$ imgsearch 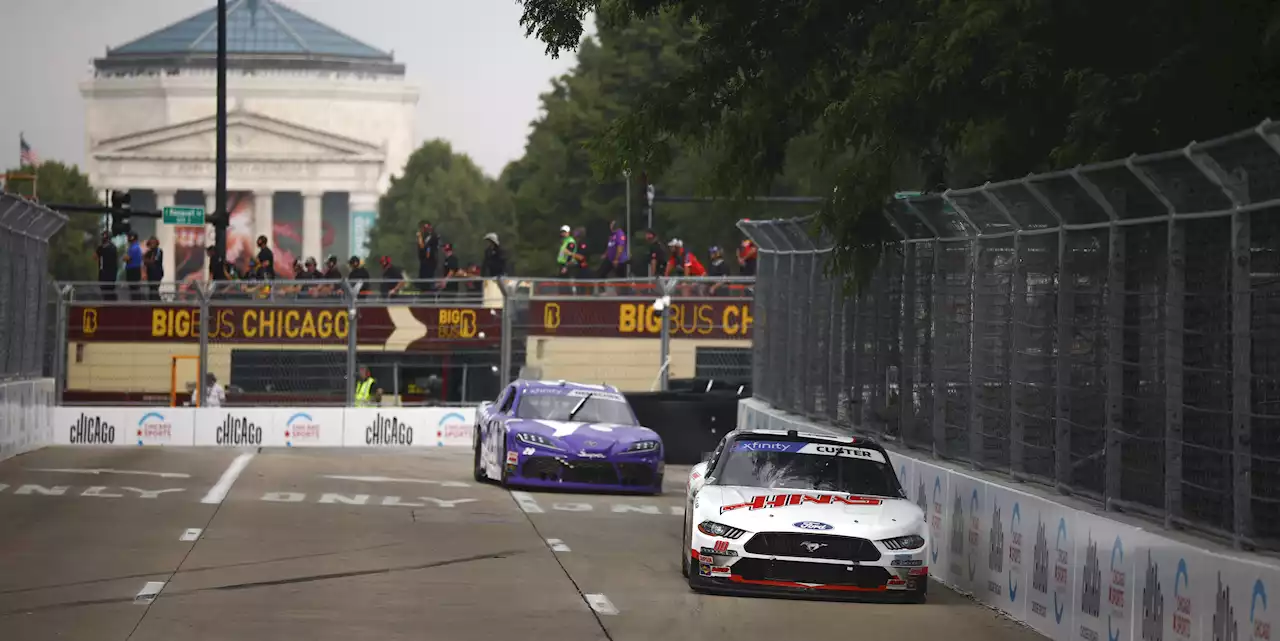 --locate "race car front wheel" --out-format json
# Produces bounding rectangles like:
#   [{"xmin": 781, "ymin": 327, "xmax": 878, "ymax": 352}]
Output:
[{"xmin": 906, "ymin": 578, "xmax": 928, "ymax": 603}]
